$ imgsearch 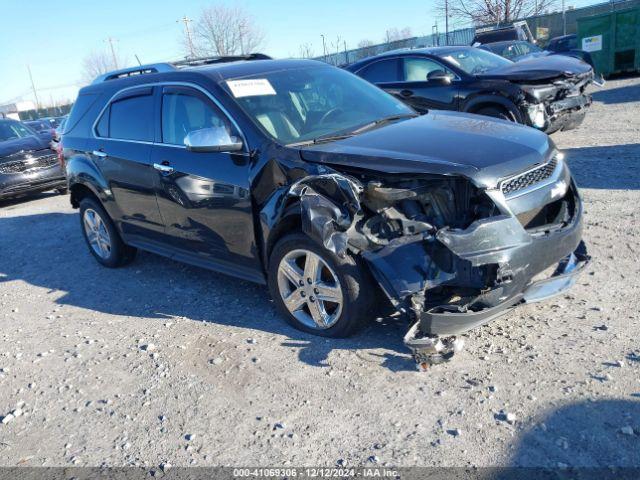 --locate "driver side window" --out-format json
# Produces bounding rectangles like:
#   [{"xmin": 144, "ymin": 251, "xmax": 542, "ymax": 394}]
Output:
[
  {"xmin": 161, "ymin": 88, "xmax": 232, "ymax": 146},
  {"xmin": 402, "ymin": 57, "xmax": 451, "ymax": 81}
]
